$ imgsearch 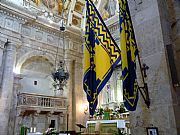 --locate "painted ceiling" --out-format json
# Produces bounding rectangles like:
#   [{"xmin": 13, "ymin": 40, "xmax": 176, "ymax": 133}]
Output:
[{"xmin": 3, "ymin": 0, "xmax": 118, "ymax": 30}]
